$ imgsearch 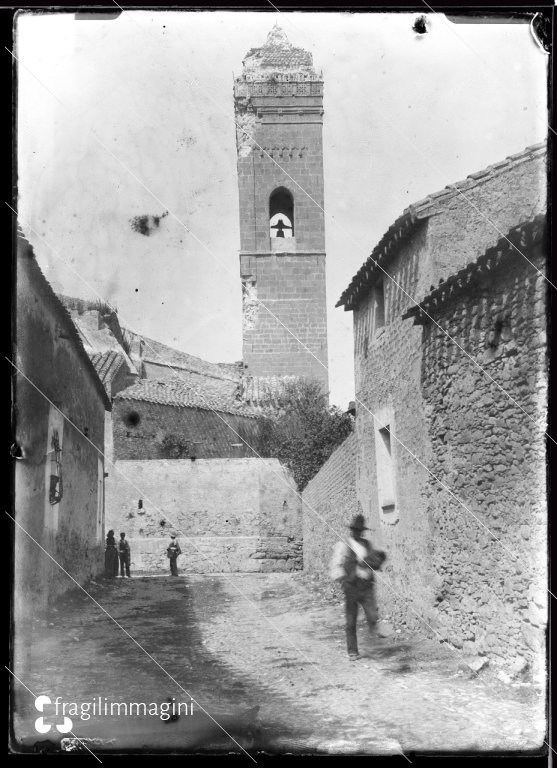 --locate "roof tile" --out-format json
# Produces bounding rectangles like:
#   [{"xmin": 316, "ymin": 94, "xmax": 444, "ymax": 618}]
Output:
[
  {"xmin": 402, "ymin": 214, "xmax": 546, "ymax": 323},
  {"xmin": 115, "ymin": 380, "xmax": 260, "ymax": 419}
]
